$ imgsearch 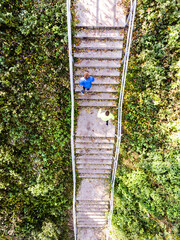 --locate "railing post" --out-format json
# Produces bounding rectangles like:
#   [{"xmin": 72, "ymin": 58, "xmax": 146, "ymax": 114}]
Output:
[{"xmin": 66, "ymin": 1, "xmax": 77, "ymax": 239}]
